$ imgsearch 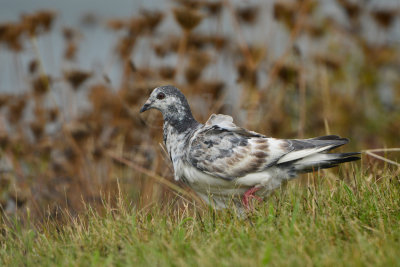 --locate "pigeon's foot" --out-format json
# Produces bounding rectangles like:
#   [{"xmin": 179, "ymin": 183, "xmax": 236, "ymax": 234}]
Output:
[{"xmin": 242, "ymin": 187, "xmax": 262, "ymax": 209}]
